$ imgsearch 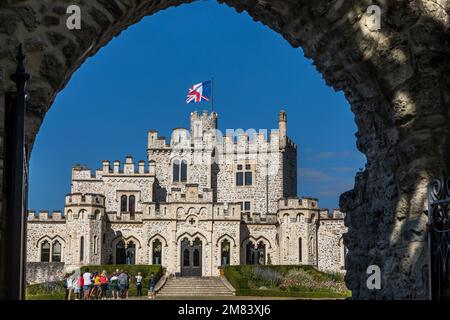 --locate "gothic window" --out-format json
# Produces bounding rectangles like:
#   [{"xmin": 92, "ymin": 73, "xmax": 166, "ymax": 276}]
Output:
[
  {"xmin": 173, "ymin": 160, "xmax": 180, "ymax": 182},
  {"xmin": 116, "ymin": 241, "xmax": 126, "ymax": 264},
  {"xmin": 126, "ymin": 241, "xmax": 136, "ymax": 265},
  {"xmin": 80, "ymin": 236, "xmax": 84, "ymax": 262},
  {"xmin": 93, "ymin": 236, "xmax": 98, "ymax": 254},
  {"xmin": 40, "ymin": 241, "xmax": 50, "ymax": 262},
  {"xmin": 339, "ymin": 238, "xmax": 346, "ymax": 269},
  {"xmin": 236, "ymin": 163, "xmax": 252, "ymax": 186},
  {"xmin": 181, "ymin": 160, "xmax": 187, "ymax": 182},
  {"xmin": 221, "ymin": 240, "xmax": 231, "ymax": 266},
  {"xmin": 52, "ymin": 241, "xmax": 62, "ymax": 262},
  {"xmin": 120, "ymin": 195, "xmax": 127, "ymax": 212},
  {"xmin": 129, "ymin": 195, "xmax": 135, "ymax": 219},
  {"xmin": 246, "ymin": 241, "xmax": 255, "ymax": 265},
  {"xmin": 299, "ymin": 237, "xmax": 303, "ymax": 263},
  {"xmin": 152, "ymin": 239, "xmax": 162, "ymax": 265},
  {"xmin": 257, "ymin": 242, "xmax": 266, "ymax": 265},
  {"xmin": 94, "ymin": 209, "xmax": 100, "ymax": 220},
  {"xmin": 173, "ymin": 159, "xmax": 187, "ymax": 183}
]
